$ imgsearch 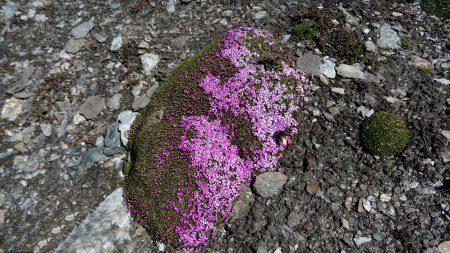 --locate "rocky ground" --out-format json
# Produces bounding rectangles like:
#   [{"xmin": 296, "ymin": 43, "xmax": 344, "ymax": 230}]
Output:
[{"xmin": 0, "ymin": 0, "xmax": 449, "ymax": 252}]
